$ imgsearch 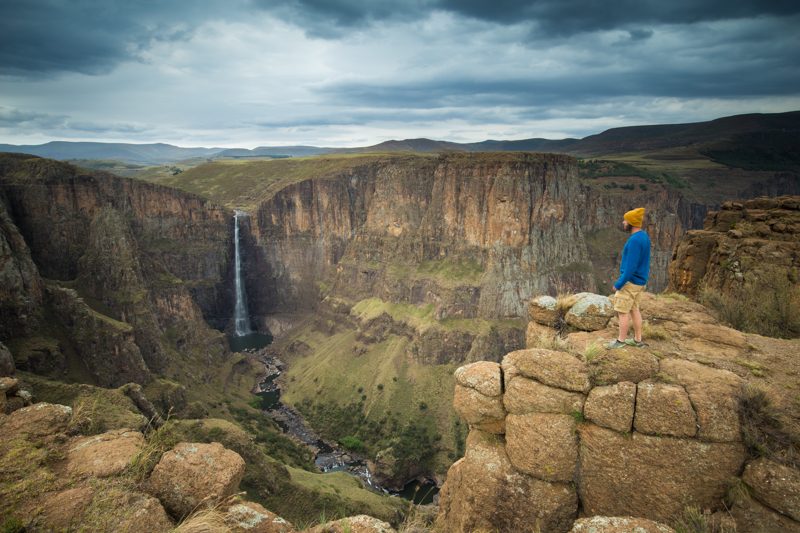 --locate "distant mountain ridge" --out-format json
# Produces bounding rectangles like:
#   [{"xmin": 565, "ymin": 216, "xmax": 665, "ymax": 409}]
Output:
[{"xmin": 1, "ymin": 110, "xmax": 797, "ymax": 164}]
